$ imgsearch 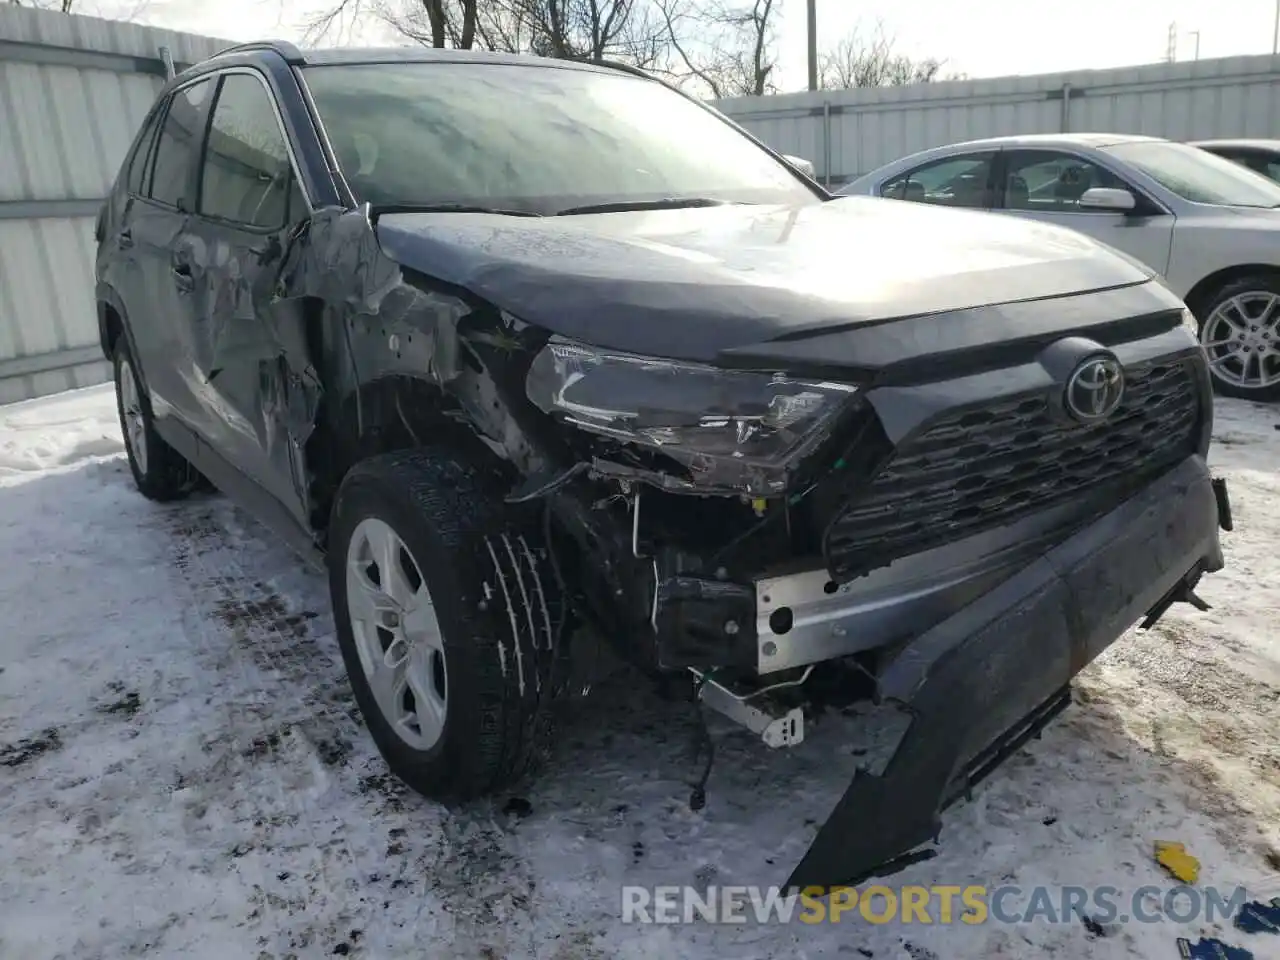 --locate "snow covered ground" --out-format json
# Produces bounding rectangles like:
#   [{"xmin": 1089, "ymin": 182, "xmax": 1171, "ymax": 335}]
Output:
[{"xmin": 0, "ymin": 383, "xmax": 1278, "ymax": 960}]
